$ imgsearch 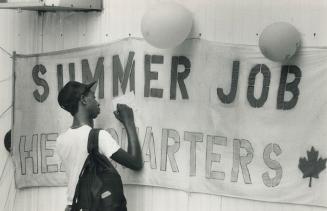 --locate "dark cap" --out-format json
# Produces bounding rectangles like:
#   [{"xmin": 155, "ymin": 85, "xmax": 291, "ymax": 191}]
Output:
[{"xmin": 58, "ymin": 81, "xmax": 96, "ymax": 114}]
